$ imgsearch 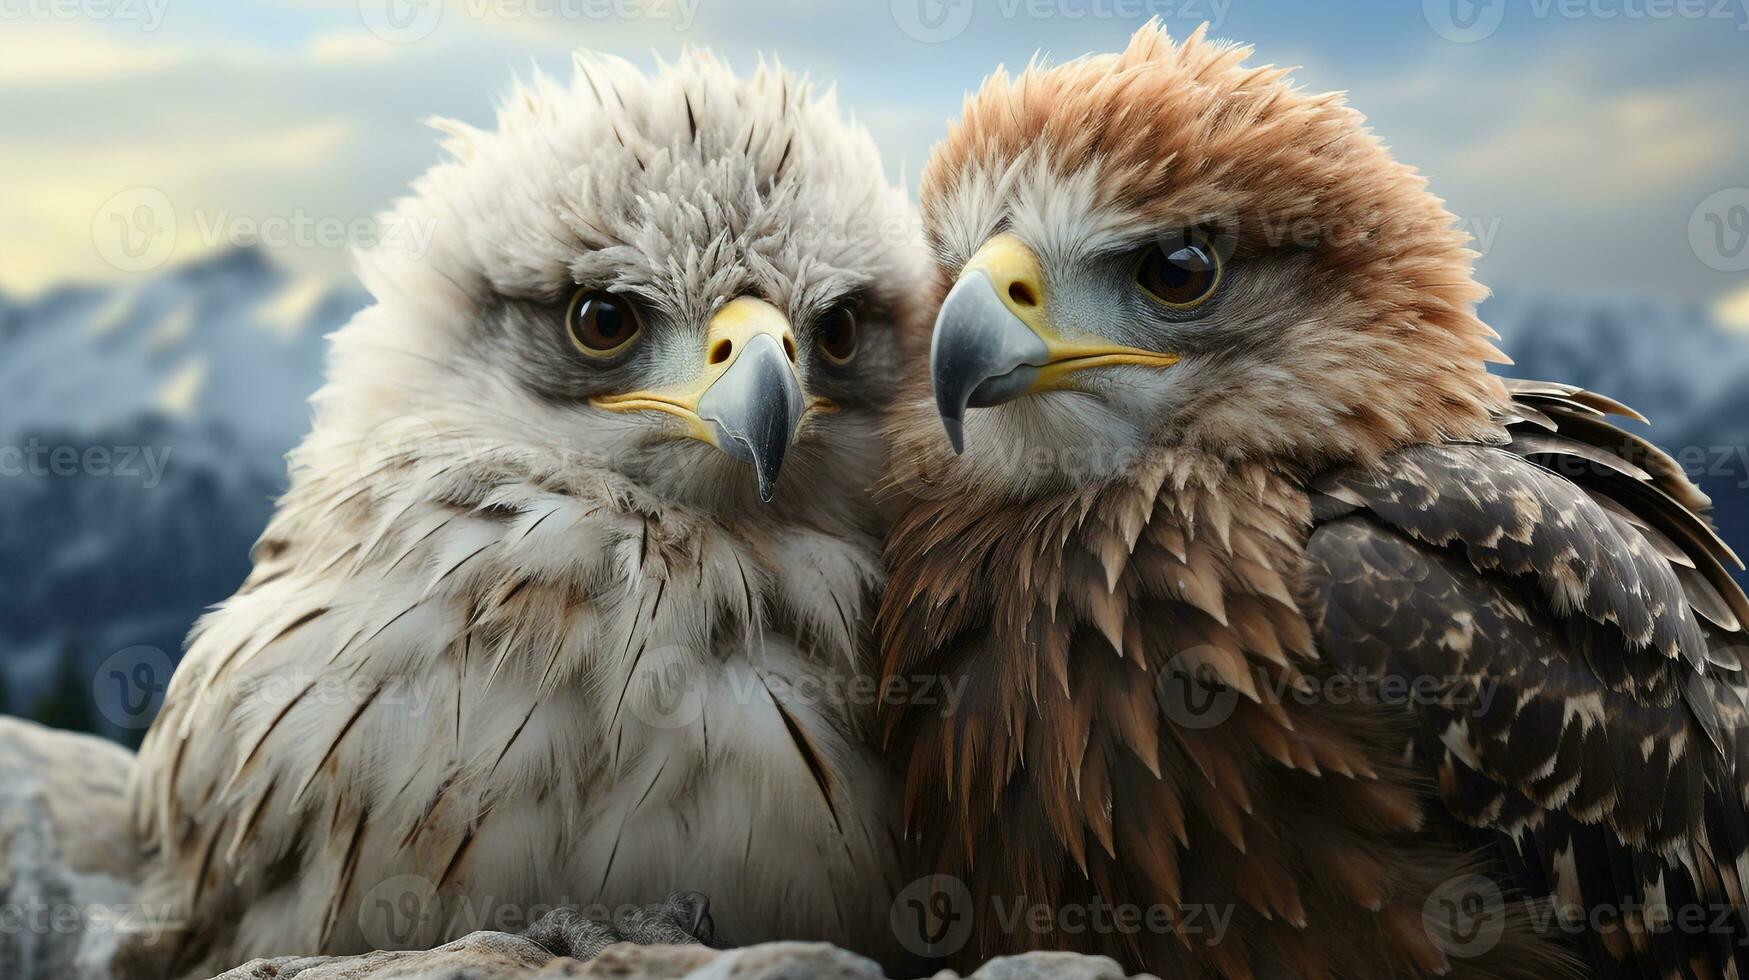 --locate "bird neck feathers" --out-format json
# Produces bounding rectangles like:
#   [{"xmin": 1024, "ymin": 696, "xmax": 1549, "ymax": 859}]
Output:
[{"xmin": 258, "ymin": 436, "xmax": 882, "ymax": 682}]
